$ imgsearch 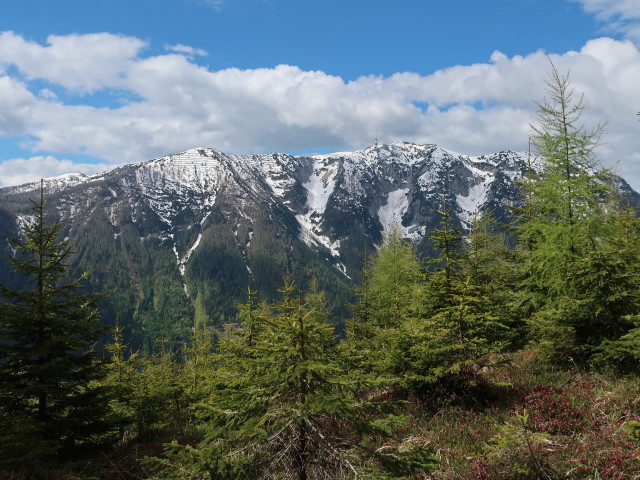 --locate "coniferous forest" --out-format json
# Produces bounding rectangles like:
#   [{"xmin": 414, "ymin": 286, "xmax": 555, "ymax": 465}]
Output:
[{"xmin": 1, "ymin": 67, "xmax": 640, "ymax": 479}]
